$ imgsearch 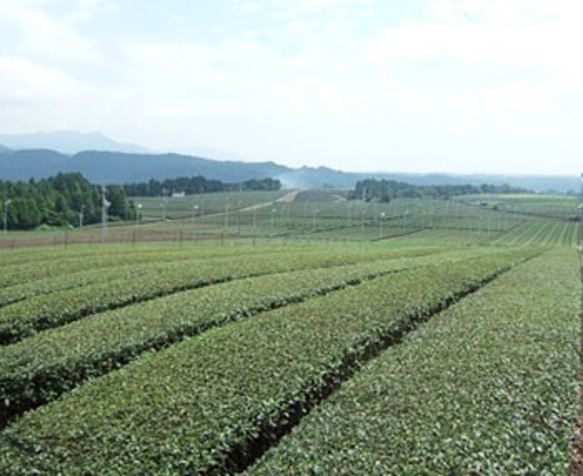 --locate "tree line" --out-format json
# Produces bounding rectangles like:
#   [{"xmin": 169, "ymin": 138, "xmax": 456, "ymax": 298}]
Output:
[
  {"xmin": 0, "ymin": 173, "xmax": 282, "ymax": 230},
  {"xmin": 0, "ymin": 173, "xmax": 131, "ymax": 230},
  {"xmin": 123, "ymin": 177, "xmax": 281, "ymax": 197},
  {"xmin": 349, "ymin": 179, "xmax": 532, "ymax": 202}
]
